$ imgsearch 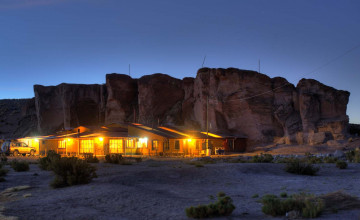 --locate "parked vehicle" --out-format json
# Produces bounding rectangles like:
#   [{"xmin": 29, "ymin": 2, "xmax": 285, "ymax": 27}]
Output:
[{"xmin": 1, "ymin": 141, "xmax": 36, "ymax": 156}]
